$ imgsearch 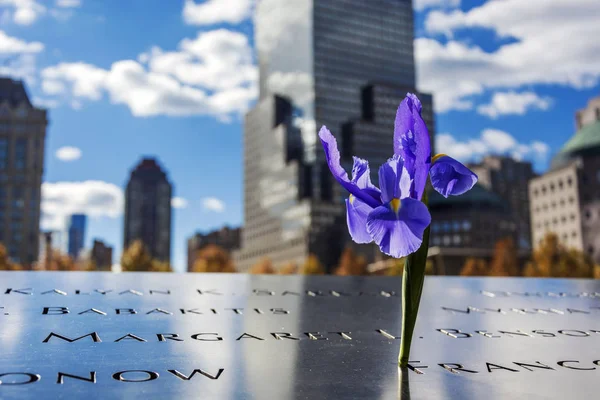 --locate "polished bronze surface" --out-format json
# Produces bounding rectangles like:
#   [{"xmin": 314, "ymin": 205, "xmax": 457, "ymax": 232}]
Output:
[{"xmin": 1, "ymin": 272, "xmax": 600, "ymax": 399}]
